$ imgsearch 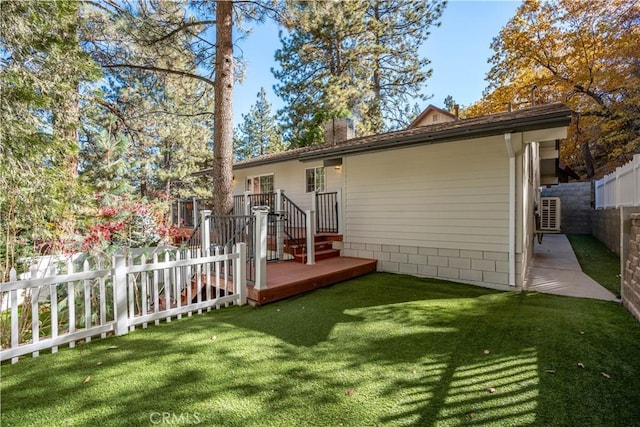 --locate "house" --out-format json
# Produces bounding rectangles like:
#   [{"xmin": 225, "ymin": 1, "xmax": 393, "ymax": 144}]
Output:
[
  {"xmin": 407, "ymin": 104, "xmax": 457, "ymax": 128},
  {"xmin": 199, "ymin": 103, "xmax": 572, "ymax": 291}
]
